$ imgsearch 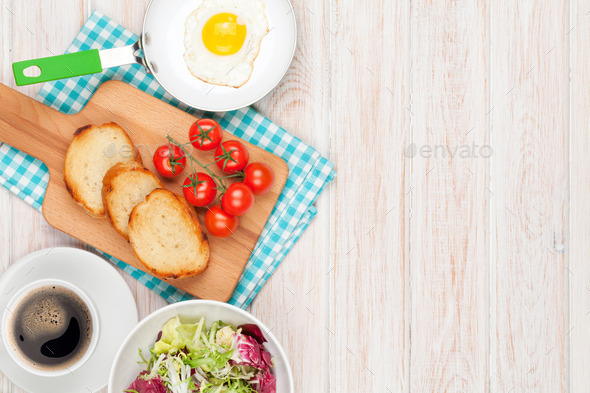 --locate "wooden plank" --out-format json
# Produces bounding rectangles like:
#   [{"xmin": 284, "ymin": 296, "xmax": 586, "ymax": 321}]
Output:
[
  {"xmin": 0, "ymin": 16, "xmax": 13, "ymax": 393},
  {"xmin": 85, "ymin": 0, "xmax": 168, "ymax": 328},
  {"xmin": 569, "ymin": 1, "xmax": 590, "ymax": 391},
  {"xmin": 84, "ymin": 5, "xmax": 168, "ymax": 393},
  {"xmin": 0, "ymin": 0, "xmax": 12, "ymax": 275},
  {"xmin": 91, "ymin": 0, "xmax": 148, "ymax": 33},
  {"xmin": 3, "ymin": 0, "xmax": 87, "ymax": 262},
  {"xmin": 0, "ymin": 2, "xmax": 87, "ymax": 392},
  {"xmin": 489, "ymin": 1, "xmax": 567, "ymax": 392},
  {"xmin": 409, "ymin": 1, "xmax": 488, "ymax": 391},
  {"xmin": 0, "ymin": 2, "xmax": 166, "ymax": 392},
  {"xmin": 249, "ymin": 0, "xmax": 331, "ymax": 392},
  {"xmin": 329, "ymin": 0, "xmax": 408, "ymax": 392},
  {"xmin": 0, "ymin": 81, "xmax": 289, "ymax": 301},
  {"xmin": 3, "ymin": 1, "xmax": 582, "ymax": 393}
]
